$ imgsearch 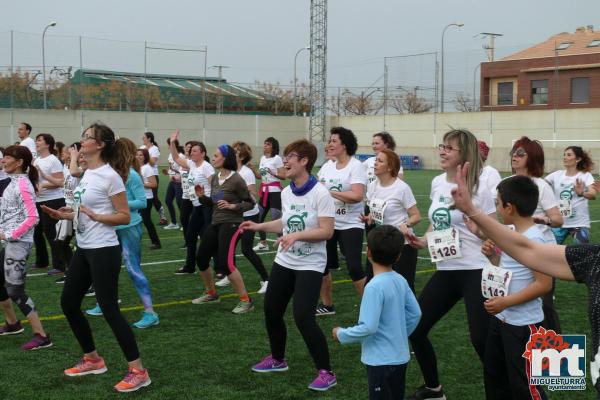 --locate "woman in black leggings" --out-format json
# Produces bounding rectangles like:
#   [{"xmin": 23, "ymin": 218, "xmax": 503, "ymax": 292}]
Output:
[
  {"xmin": 137, "ymin": 148, "xmax": 161, "ymax": 250},
  {"xmin": 405, "ymin": 129, "xmax": 496, "ymax": 400},
  {"xmin": 241, "ymin": 139, "xmax": 337, "ymax": 392},
  {"xmin": 42, "ymin": 123, "xmax": 150, "ymax": 393},
  {"xmin": 141, "ymin": 131, "xmax": 166, "ymax": 225},
  {"xmin": 222, "ymin": 141, "xmax": 269, "ymax": 293}
]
